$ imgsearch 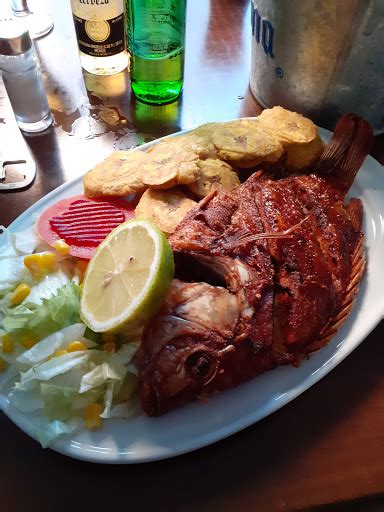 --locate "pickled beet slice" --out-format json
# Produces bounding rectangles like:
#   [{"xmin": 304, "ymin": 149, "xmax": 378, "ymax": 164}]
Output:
[
  {"xmin": 49, "ymin": 200, "xmax": 126, "ymax": 247},
  {"xmin": 37, "ymin": 194, "xmax": 134, "ymax": 259}
]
